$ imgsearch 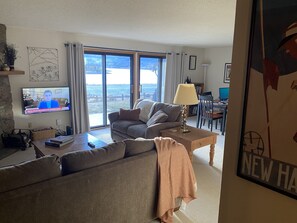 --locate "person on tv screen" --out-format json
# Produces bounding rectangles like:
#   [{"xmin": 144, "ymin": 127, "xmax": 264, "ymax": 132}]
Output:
[{"xmin": 38, "ymin": 90, "xmax": 59, "ymax": 109}]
